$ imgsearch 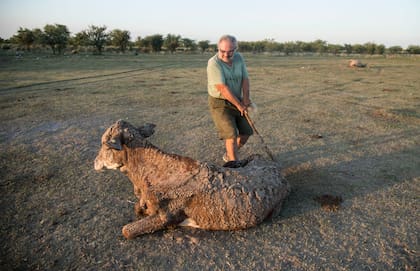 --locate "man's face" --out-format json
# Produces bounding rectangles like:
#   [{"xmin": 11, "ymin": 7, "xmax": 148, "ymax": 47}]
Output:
[{"xmin": 218, "ymin": 40, "xmax": 236, "ymax": 63}]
